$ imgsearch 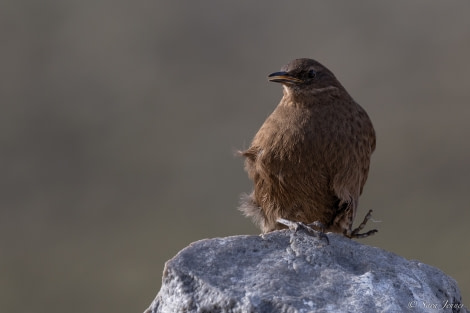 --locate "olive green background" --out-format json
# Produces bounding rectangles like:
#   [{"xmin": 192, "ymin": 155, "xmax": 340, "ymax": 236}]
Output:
[{"xmin": 1, "ymin": 1, "xmax": 469, "ymax": 312}]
